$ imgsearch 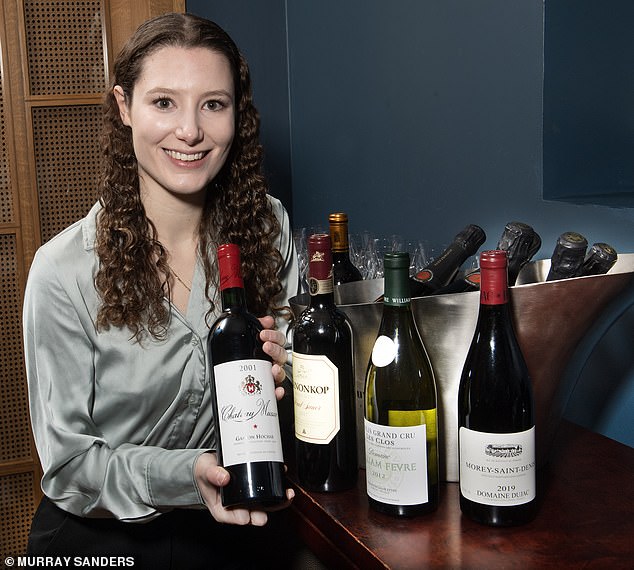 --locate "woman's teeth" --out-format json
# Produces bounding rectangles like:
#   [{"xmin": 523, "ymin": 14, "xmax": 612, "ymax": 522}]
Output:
[{"xmin": 165, "ymin": 150, "xmax": 205, "ymax": 162}]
